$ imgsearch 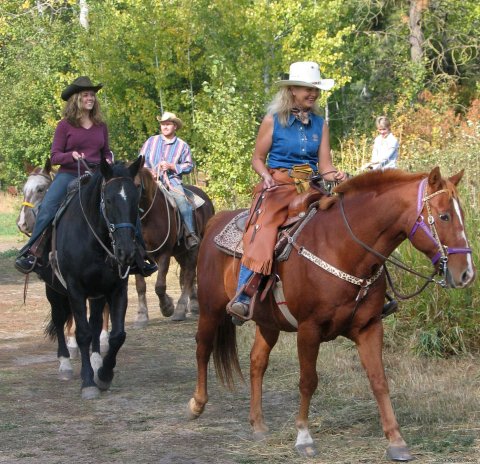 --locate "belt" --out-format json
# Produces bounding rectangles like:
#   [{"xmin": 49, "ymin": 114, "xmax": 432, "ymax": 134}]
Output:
[{"xmin": 274, "ymin": 167, "xmax": 316, "ymax": 180}]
